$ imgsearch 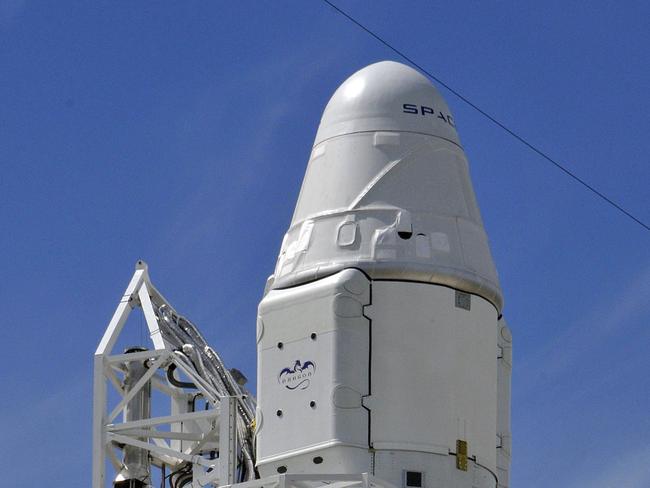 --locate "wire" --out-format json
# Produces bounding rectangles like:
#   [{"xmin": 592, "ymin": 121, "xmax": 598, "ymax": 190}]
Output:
[{"xmin": 320, "ymin": 0, "xmax": 649, "ymax": 232}]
